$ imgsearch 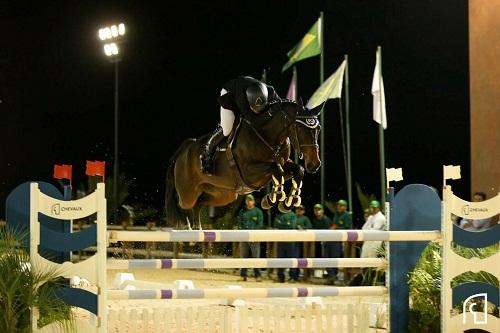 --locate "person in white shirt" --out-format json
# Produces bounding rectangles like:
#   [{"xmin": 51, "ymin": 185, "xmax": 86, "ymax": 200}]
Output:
[{"xmin": 361, "ymin": 200, "xmax": 386, "ymax": 258}]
